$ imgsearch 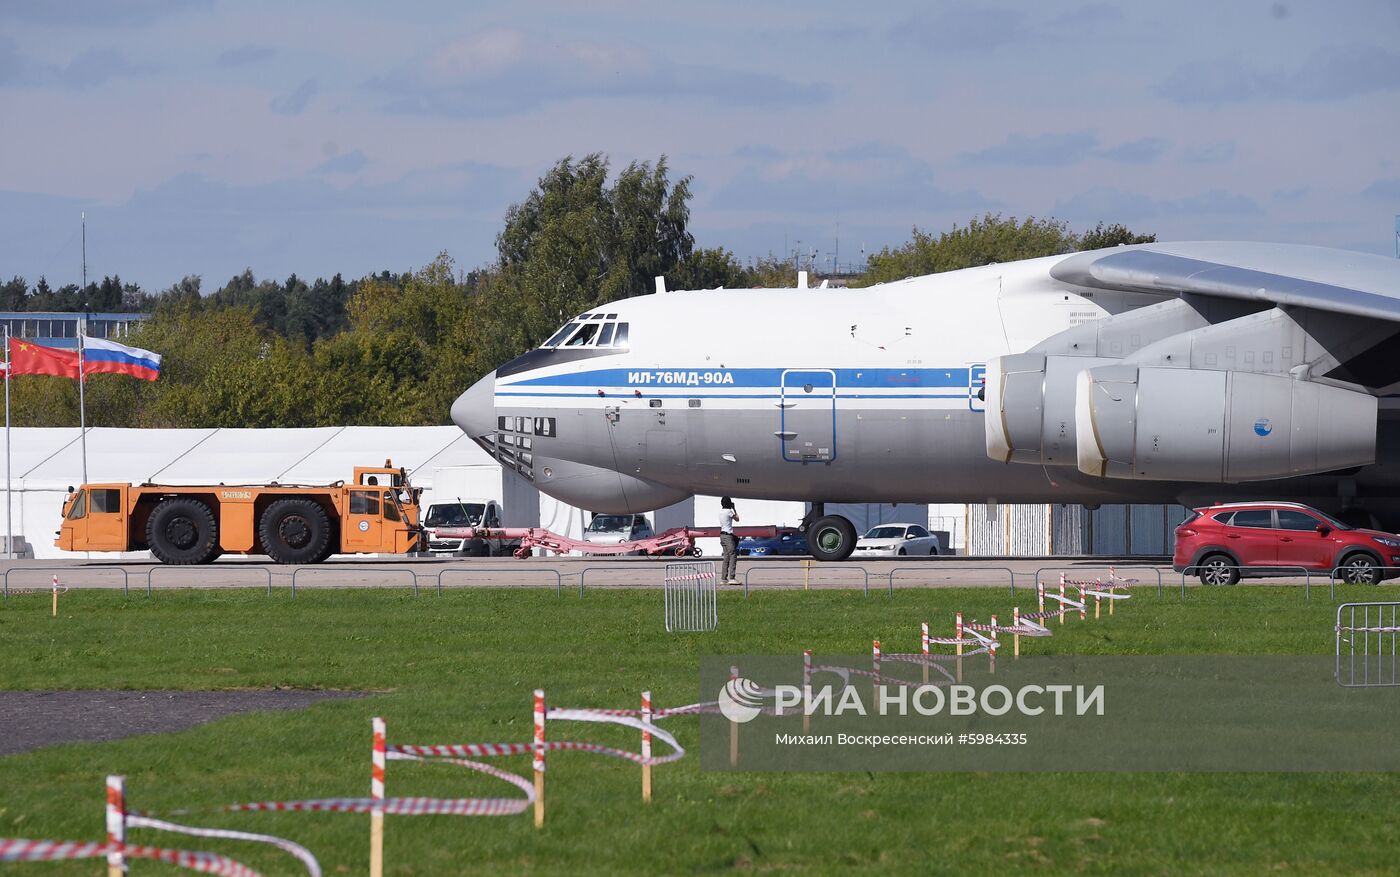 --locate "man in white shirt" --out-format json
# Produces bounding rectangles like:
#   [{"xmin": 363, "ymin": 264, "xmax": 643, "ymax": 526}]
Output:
[{"xmin": 718, "ymin": 496, "xmax": 740, "ymax": 584}]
